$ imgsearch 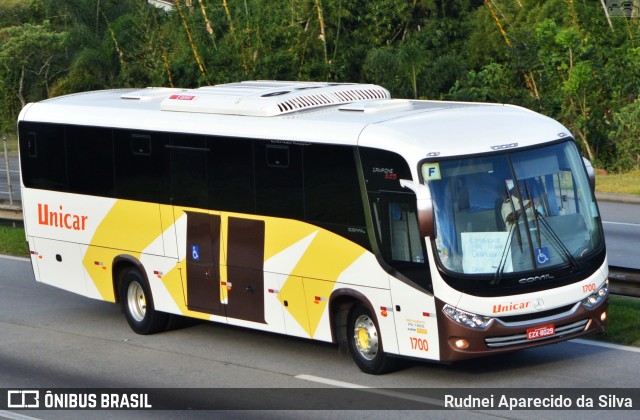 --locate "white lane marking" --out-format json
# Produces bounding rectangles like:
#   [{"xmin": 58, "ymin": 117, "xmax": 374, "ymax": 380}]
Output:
[
  {"xmin": 571, "ymin": 338, "xmax": 640, "ymax": 354},
  {"xmin": 0, "ymin": 411, "xmax": 43, "ymax": 420},
  {"xmin": 295, "ymin": 374, "xmax": 369, "ymax": 389},
  {"xmin": 295, "ymin": 374, "xmax": 446, "ymax": 408},
  {"xmin": 0, "ymin": 254, "xmax": 30, "ymax": 262}
]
